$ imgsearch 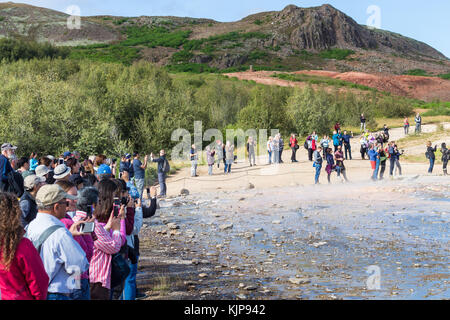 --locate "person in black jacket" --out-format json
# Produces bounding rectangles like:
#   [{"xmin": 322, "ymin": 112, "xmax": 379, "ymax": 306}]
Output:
[
  {"xmin": 426, "ymin": 141, "xmax": 437, "ymax": 174},
  {"xmin": 20, "ymin": 175, "xmax": 46, "ymax": 228}
]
